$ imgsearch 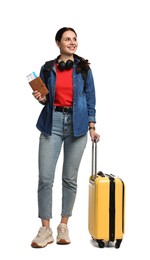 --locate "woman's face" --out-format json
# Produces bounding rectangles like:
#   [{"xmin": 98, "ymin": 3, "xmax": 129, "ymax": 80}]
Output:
[{"xmin": 56, "ymin": 30, "xmax": 78, "ymax": 56}]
